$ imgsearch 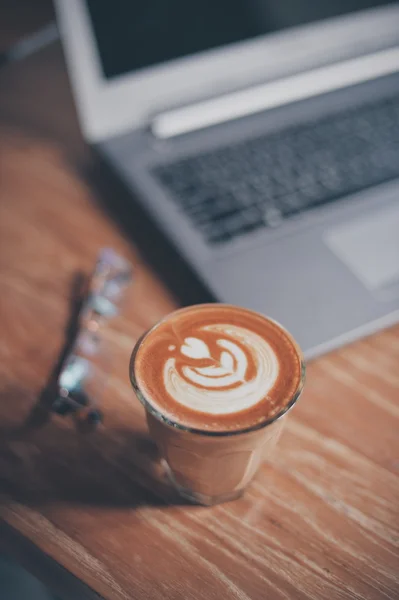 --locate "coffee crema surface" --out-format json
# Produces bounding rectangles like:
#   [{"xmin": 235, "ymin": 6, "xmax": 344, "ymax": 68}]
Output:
[{"xmin": 133, "ymin": 304, "xmax": 303, "ymax": 432}]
